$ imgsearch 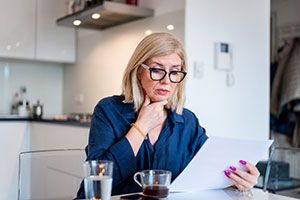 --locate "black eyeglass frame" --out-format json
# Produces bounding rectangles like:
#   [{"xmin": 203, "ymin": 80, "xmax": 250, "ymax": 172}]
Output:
[{"xmin": 141, "ymin": 64, "xmax": 187, "ymax": 83}]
